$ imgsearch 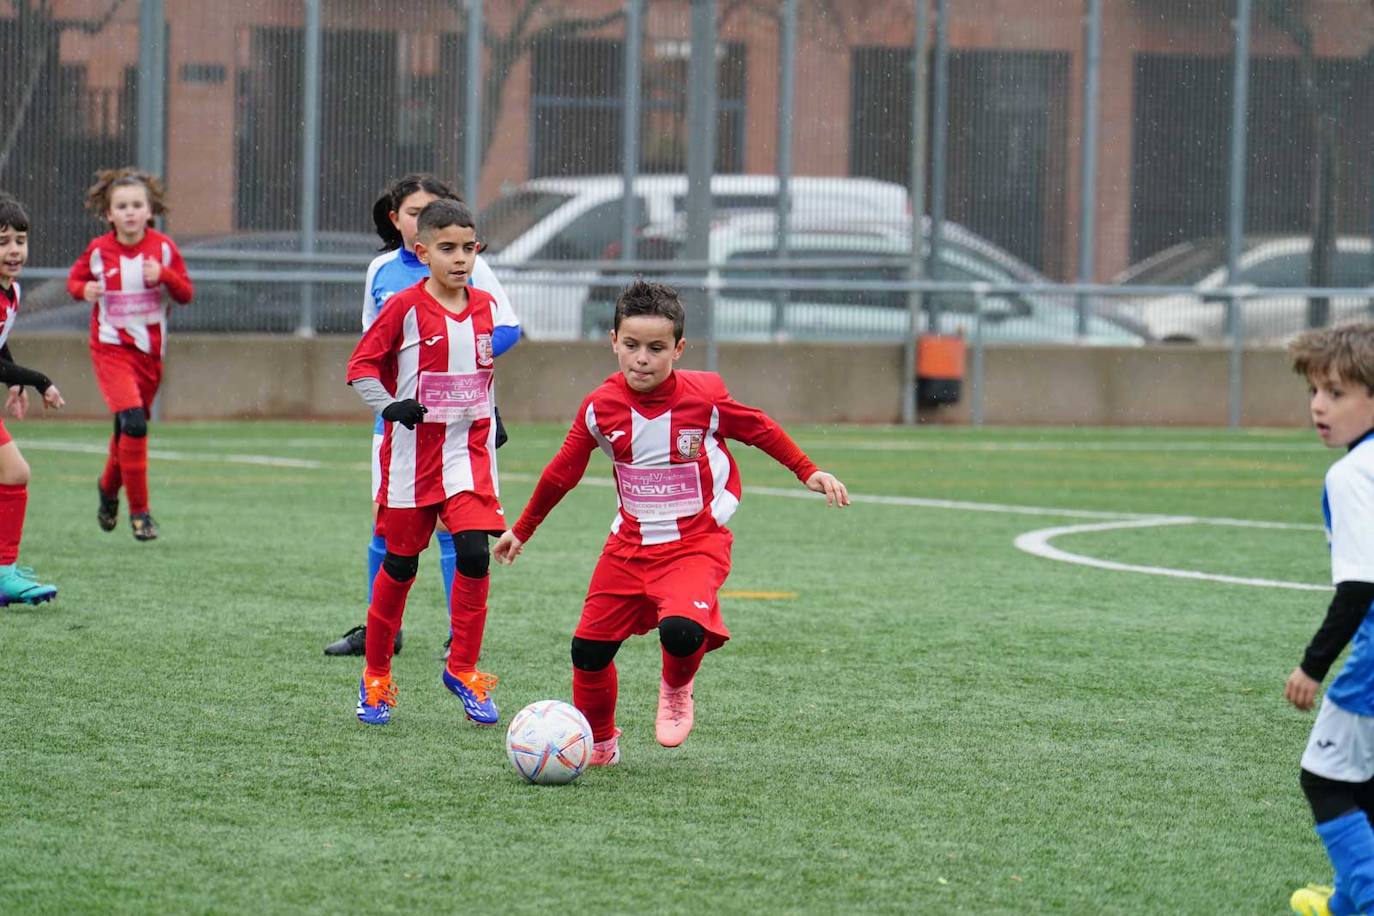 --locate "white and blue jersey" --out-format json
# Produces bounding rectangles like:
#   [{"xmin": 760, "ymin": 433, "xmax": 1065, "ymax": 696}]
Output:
[
  {"xmin": 362, "ymin": 247, "xmax": 520, "ymax": 435},
  {"xmin": 1322, "ymin": 433, "xmax": 1374, "ymax": 716}
]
